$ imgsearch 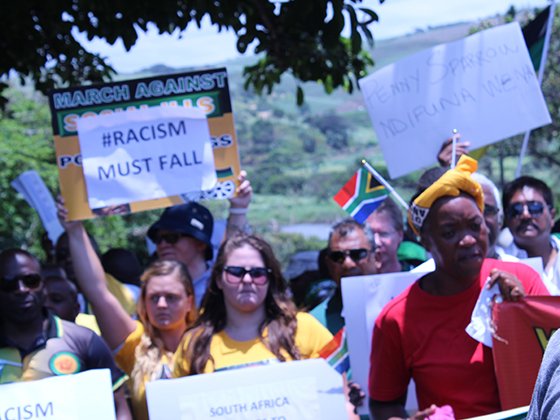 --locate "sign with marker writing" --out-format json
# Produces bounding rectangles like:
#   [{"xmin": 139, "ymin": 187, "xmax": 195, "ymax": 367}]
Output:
[
  {"xmin": 342, "ymin": 271, "xmax": 427, "ymax": 415},
  {"xmin": 48, "ymin": 67, "xmax": 241, "ymax": 221},
  {"xmin": 146, "ymin": 359, "xmax": 347, "ymax": 420},
  {"xmin": 359, "ymin": 22, "xmax": 551, "ymax": 178},
  {"xmin": 0, "ymin": 369, "xmax": 116, "ymax": 420},
  {"xmin": 77, "ymin": 106, "xmax": 216, "ymax": 208}
]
